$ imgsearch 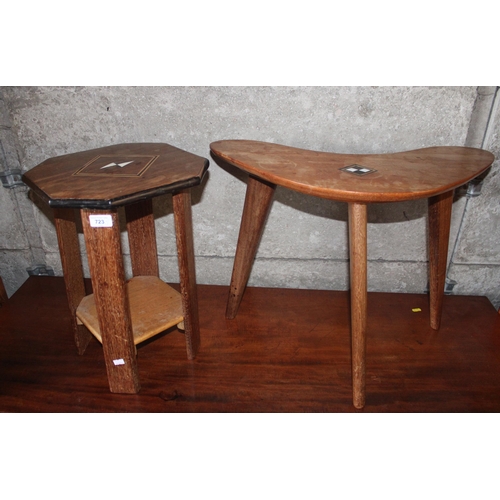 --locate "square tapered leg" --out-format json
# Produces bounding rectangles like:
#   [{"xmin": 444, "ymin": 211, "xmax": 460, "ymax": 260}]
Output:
[{"xmin": 81, "ymin": 208, "xmax": 140, "ymax": 394}]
